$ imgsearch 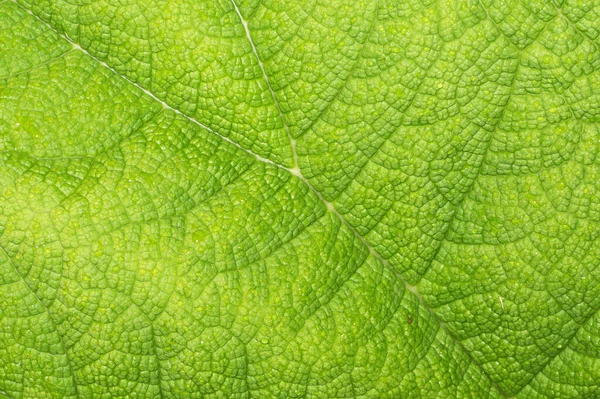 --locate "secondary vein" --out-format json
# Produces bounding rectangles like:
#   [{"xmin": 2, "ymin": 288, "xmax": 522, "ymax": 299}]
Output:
[{"xmin": 229, "ymin": 0, "xmax": 300, "ymax": 170}]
